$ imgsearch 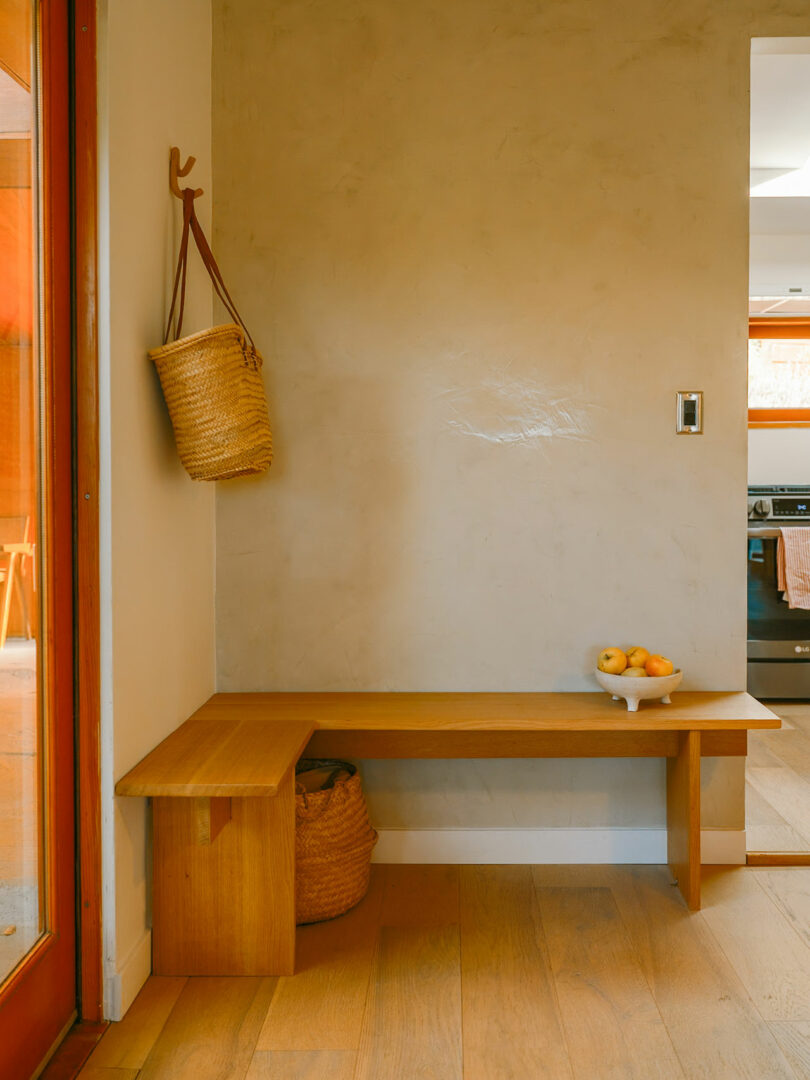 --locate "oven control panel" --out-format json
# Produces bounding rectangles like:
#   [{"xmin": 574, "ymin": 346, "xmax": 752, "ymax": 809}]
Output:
[{"xmin": 748, "ymin": 486, "xmax": 810, "ymax": 521}]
